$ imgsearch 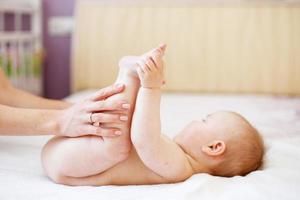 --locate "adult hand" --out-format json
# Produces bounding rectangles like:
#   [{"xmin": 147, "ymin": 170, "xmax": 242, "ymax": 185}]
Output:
[{"xmin": 57, "ymin": 84, "xmax": 130, "ymax": 137}]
